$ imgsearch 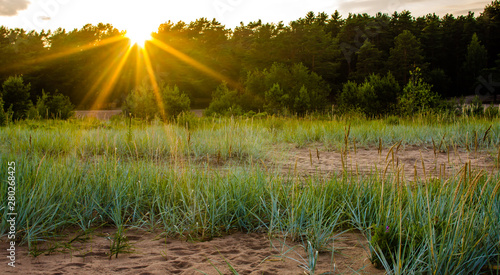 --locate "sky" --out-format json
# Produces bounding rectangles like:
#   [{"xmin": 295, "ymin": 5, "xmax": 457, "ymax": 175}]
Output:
[{"xmin": 0, "ymin": 0, "xmax": 493, "ymax": 34}]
